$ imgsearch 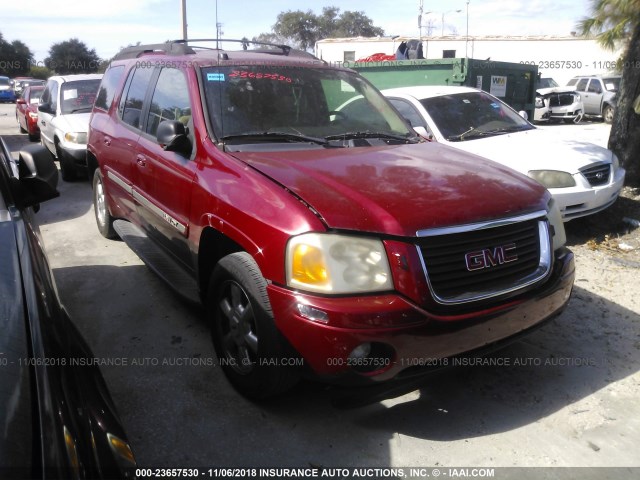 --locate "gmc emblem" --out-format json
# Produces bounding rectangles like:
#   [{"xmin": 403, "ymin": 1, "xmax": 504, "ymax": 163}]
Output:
[{"xmin": 465, "ymin": 243, "xmax": 518, "ymax": 271}]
